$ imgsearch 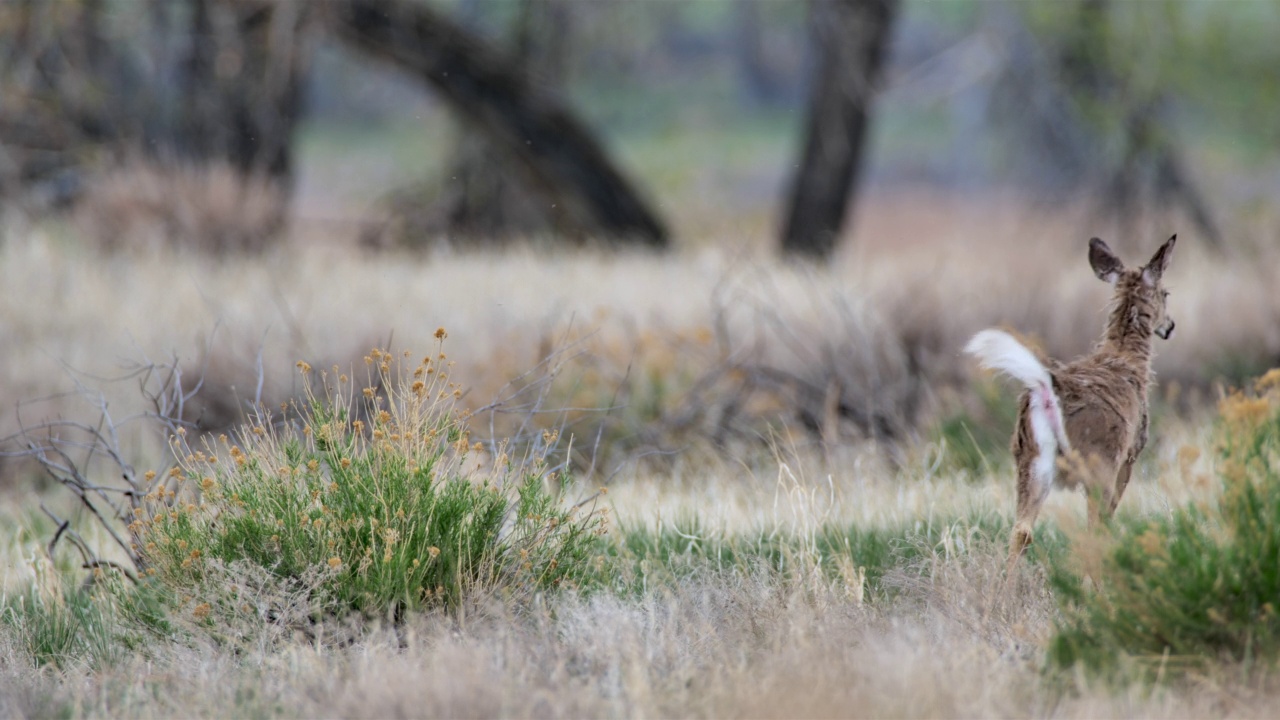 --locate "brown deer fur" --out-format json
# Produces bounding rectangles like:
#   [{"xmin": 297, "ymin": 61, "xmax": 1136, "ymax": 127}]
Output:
[{"xmin": 965, "ymin": 235, "xmax": 1177, "ymax": 576}]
